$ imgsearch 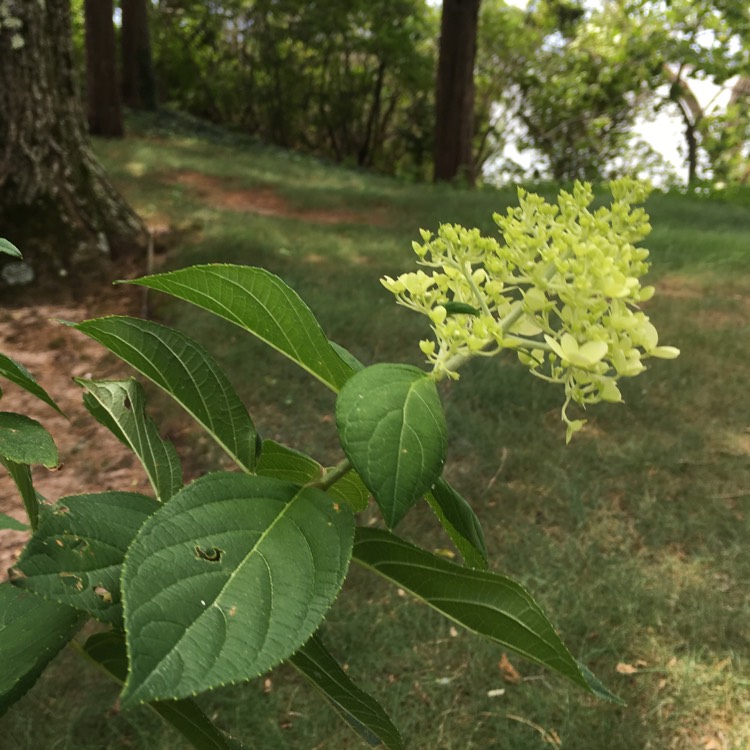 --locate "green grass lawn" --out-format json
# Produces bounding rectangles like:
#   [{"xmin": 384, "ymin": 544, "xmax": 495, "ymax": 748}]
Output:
[{"xmin": 4, "ymin": 113, "xmax": 750, "ymax": 749}]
